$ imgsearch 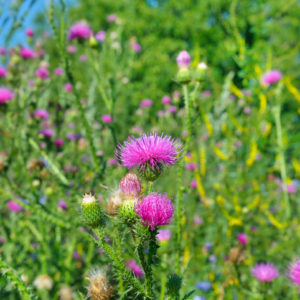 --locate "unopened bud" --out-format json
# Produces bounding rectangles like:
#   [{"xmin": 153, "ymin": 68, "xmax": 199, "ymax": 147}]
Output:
[
  {"xmin": 118, "ymin": 200, "xmax": 138, "ymax": 226},
  {"xmin": 138, "ymin": 163, "xmax": 163, "ymax": 182},
  {"xmin": 176, "ymin": 68, "xmax": 191, "ymax": 85},
  {"xmin": 89, "ymin": 36, "xmax": 98, "ymax": 48},
  {"xmin": 166, "ymin": 274, "xmax": 182, "ymax": 295},
  {"xmin": 120, "ymin": 172, "xmax": 142, "ymax": 196},
  {"xmin": 195, "ymin": 62, "xmax": 207, "ymax": 81},
  {"xmin": 81, "ymin": 194, "xmax": 102, "ymax": 227}
]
